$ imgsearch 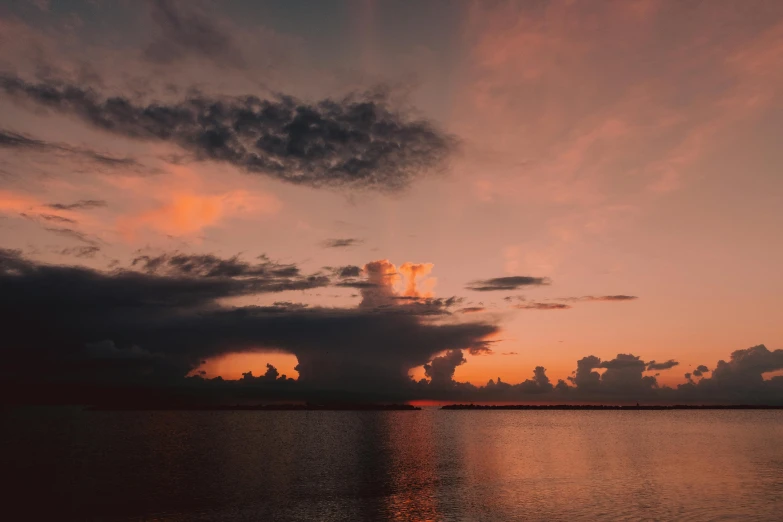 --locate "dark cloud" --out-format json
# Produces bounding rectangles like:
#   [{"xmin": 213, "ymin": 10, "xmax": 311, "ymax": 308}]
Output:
[
  {"xmin": 0, "ymin": 129, "xmax": 143, "ymax": 169},
  {"xmin": 334, "ymin": 265, "xmax": 361, "ymax": 278},
  {"xmin": 515, "ymin": 302, "xmax": 570, "ymax": 310},
  {"xmin": 239, "ymin": 364, "xmax": 295, "ymax": 384},
  {"xmin": 467, "ymin": 276, "xmax": 551, "ymax": 292},
  {"xmin": 144, "ymin": 0, "xmax": 244, "ymax": 67},
  {"xmin": 458, "ymin": 307, "xmax": 486, "ymax": 314},
  {"xmin": 0, "ymin": 250, "xmax": 496, "ymax": 402},
  {"xmin": 335, "ymin": 280, "xmax": 379, "ymax": 289},
  {"xmin": 646, "ymin": 359, "xmax": 679, "ymax": 371},
  {"xmin": 467, "ymin": 339, "xmax": 499, "ymax": 356},
  {"xmin": 692, "ymin": 364, "xmax": 710, "ymax": 377},
  {"xmin": 423, "ymin": 349, "xmax": 466, "ymax": 389},
  {"xmin": 322, "ymin": 238, "xmax": 363, "ymax": 248},
  {"xmin": 47, "ymin": 200, "xmax": 107, "ymax": 211},
  {"xmin": 501, "ymin": 351, "xmax": 518, "ymax": 356},
  {"xmin": 706, "ymin": 345, "xmax": 783, "ymax": 388},
  {"xmin": 131, "ymin": 252, "xmax": 306, "ymax": 281},
  {"xmin": 564, "ymin": 354, "xmax": 657, "ymax": 398},
  {"xmin": 0, "ymin": 75, "xmax": 454, "ymax": 192},
  {"xmin": 673, "ymin": 346, "xmax": 783, "ymax": 404}
]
